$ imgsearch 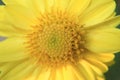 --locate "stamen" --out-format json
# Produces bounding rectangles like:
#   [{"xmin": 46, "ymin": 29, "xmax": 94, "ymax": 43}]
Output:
[{"xmin": 25, "ymin": 10, "xmax": 86, "ymax": 67}]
